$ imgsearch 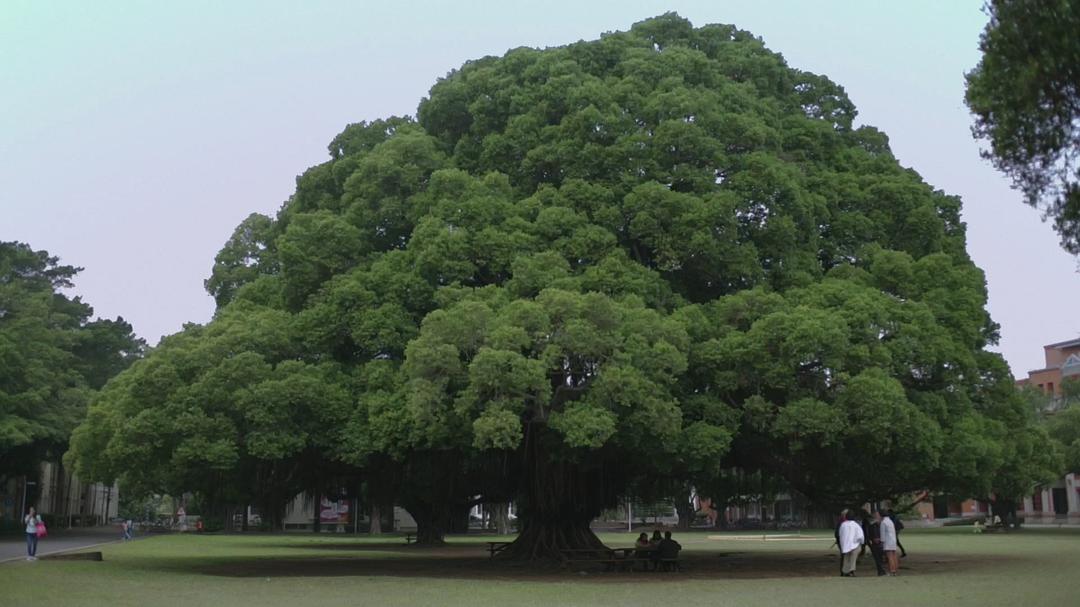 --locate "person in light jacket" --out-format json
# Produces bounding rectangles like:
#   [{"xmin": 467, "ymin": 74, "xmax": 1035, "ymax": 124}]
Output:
[
  {"xmin": 838, "ymin": 511, "xmax": 864, "ymax": 577},
  {"xmin": 887, "ymin": 509, "xmax": 907, "ymax": 557},
  {"xmin": 24, "ymin": 506, "xmax": 42, "ymax": 561},
  {"xmin": 880, "ymin": 511, "xmax": 899, "ymax": 575}
]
